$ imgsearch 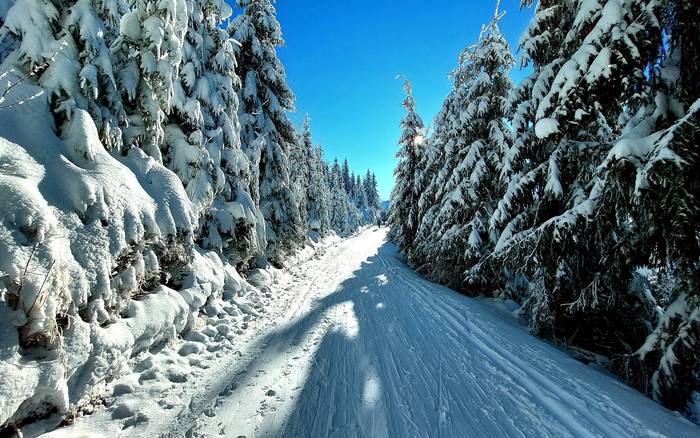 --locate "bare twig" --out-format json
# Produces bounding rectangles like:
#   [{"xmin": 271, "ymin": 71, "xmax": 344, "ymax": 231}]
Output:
[
  {"xmin": 0, "ymin": 44, "xmax": 63, "ymax": 109},
  {"xmin": 17, "ymin": 243, "xmax": 38, "ymax": 298},
  {"xmin": 25, "ymin": 259, "xmax": 55, "ymax": 318}
]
